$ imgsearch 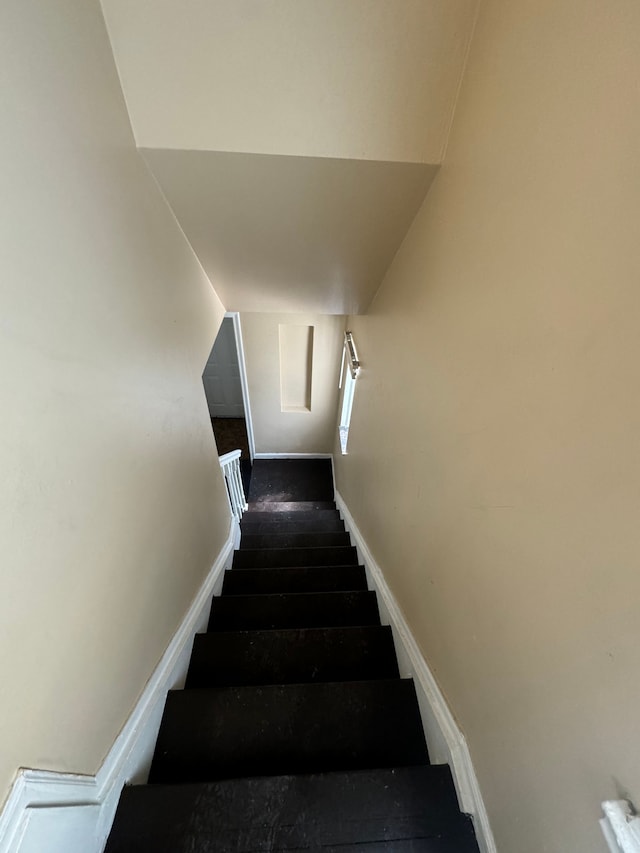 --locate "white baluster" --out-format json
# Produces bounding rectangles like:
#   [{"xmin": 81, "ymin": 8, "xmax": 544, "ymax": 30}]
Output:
[
  {"xmin": 231, "ymin": 462, "xmax": 242, "ymax": 520},
  {"xmin": 235, "ymin": 458, "xmax": 248, "ymax": 512},
  {"xmin": 219, "ymin": 449, "xmax": 247, "ymax": 523}
]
